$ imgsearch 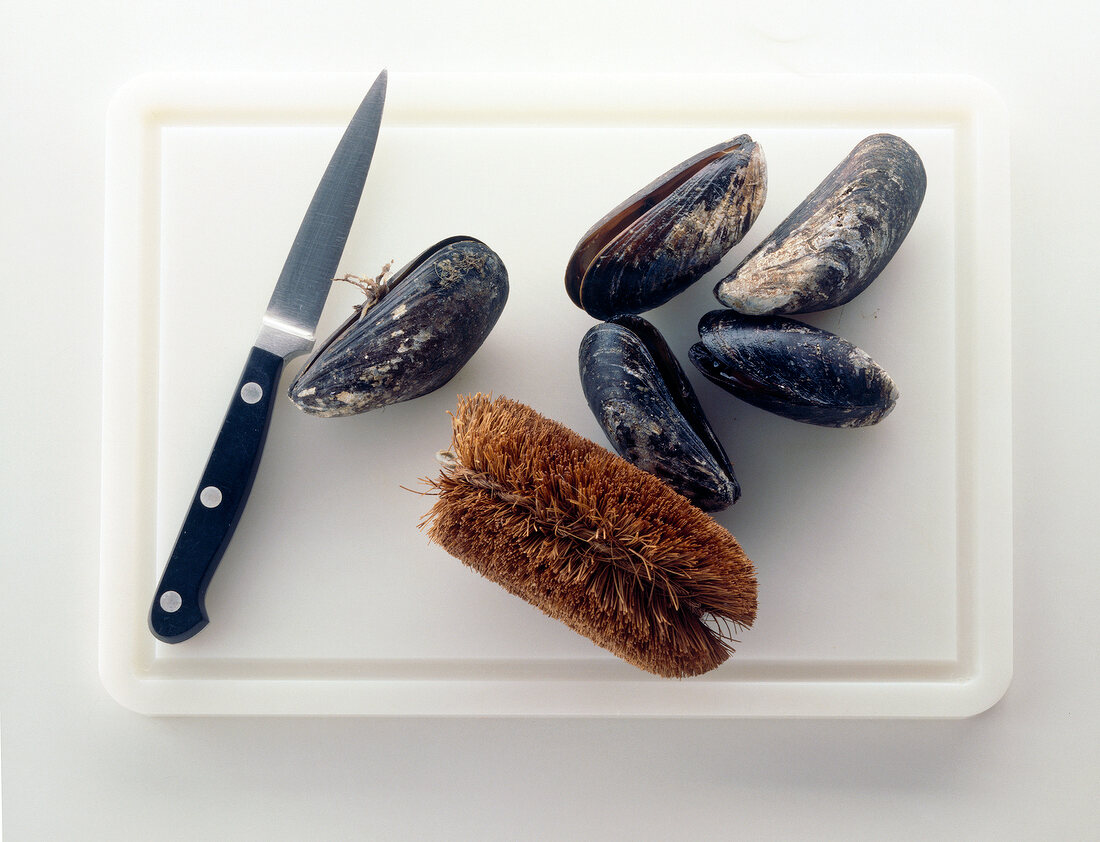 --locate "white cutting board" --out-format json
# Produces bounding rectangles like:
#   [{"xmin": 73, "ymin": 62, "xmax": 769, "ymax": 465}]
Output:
[{"xmin": 100, "ymin": 71, "xmax": 1011, "ymax": 716}]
